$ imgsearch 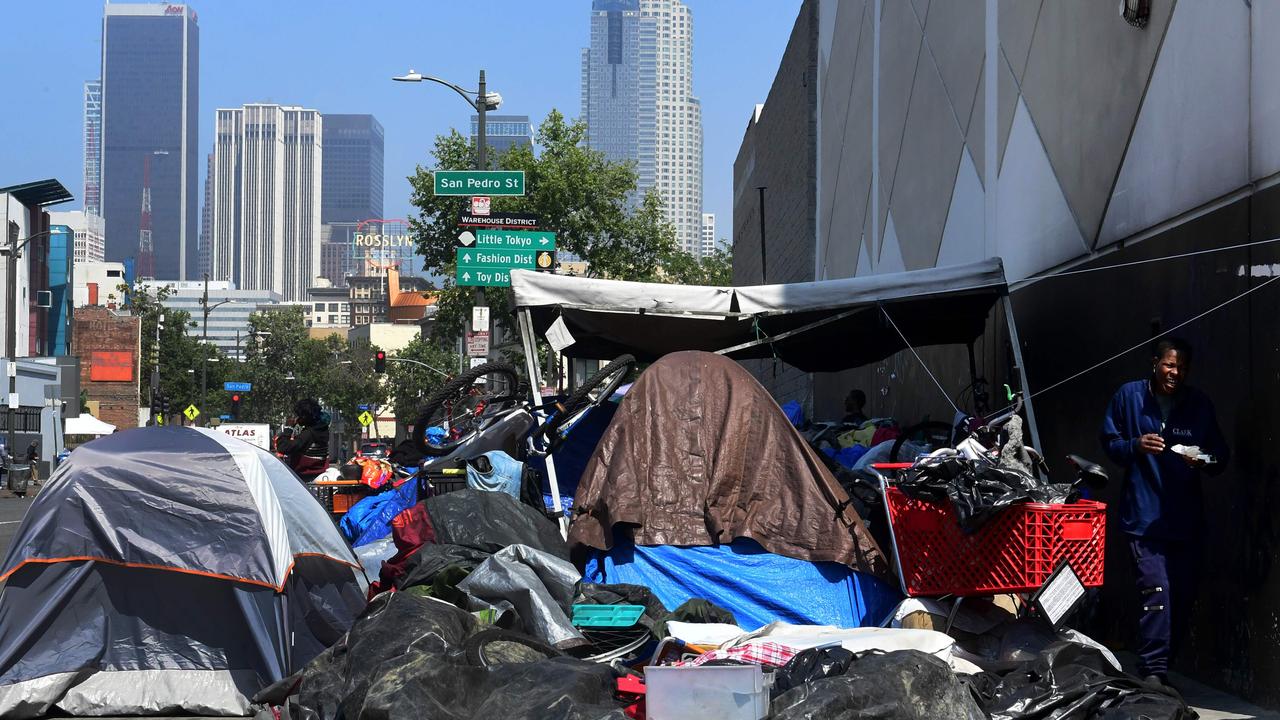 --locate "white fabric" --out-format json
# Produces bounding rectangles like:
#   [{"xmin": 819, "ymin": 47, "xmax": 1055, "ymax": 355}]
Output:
[
  {"xmin": 511, "ymin": 268, "xmax": 735, "ymax": 316},
  {"xmin": 64, "ymin": 414, "xmax": 115, "ymax": 435},
  {"xmin": 666, "ymin": 621, "xmax": 748, "ymax": 647},
  {"xmin": 194, "ymin": 428, "xmax": 293, "ymax": 588},
  {"xmin": 0, "ymin": 668, "xmax": 255, "ymax": 719},
  {"xmin": 511, "ymin": 260, "xmax": 1005, "ymax": 320},
  {"xmin": 720, "ymin": 623, "xmax": 982, "ymax": 675}
]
